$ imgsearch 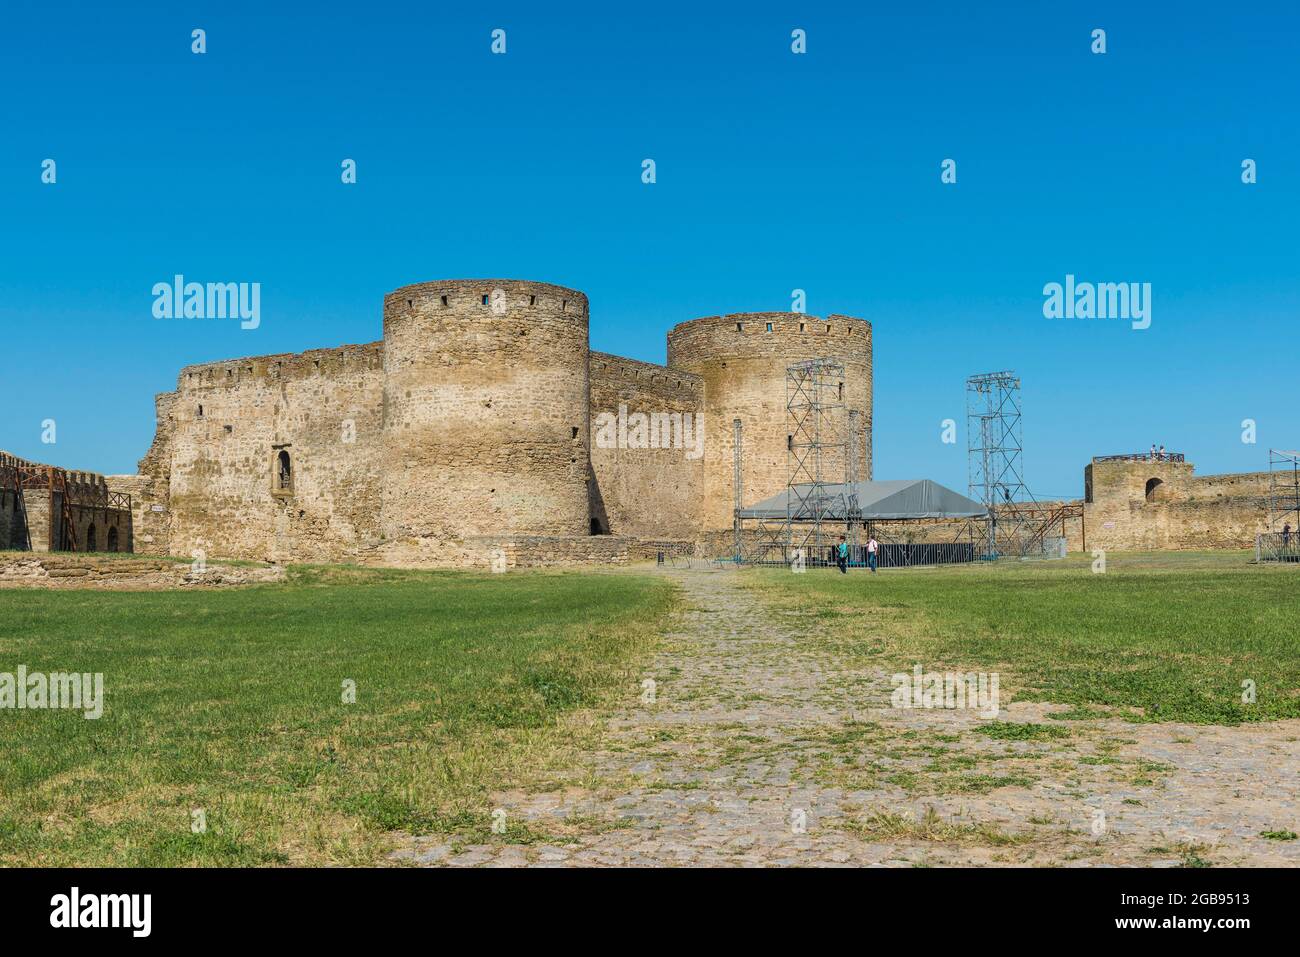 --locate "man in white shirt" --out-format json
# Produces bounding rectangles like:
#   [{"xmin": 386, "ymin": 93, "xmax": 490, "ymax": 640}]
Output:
[{"xmin": 867, "ymin": 536, "xmax": 878, "ymax": 574}]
